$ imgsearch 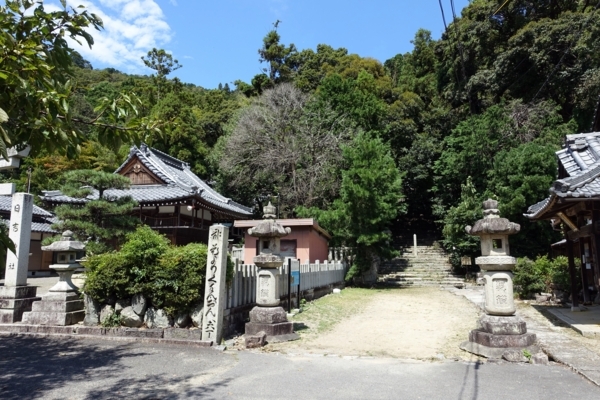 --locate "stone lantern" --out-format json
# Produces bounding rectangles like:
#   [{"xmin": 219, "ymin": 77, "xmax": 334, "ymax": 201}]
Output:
[
  {"xmin": 244, "ymin": 202, "xmax": 298, "ymax": 344},
  {"xmin": 22, "ymin": 231, "xmax": 85, "ymax": 325},
  {"xmin": 460, "ymin": 199, "xmax": 537, "ymax": 359}
]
